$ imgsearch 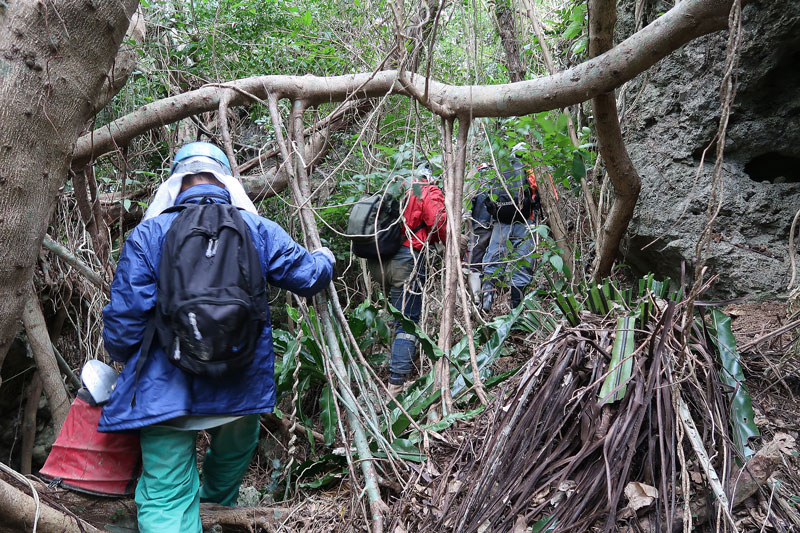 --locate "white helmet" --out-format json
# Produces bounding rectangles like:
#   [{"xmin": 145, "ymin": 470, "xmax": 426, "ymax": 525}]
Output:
[
  {"xmin": 510, "ymin": 142, "xmax": 528, "ymax": 158},
  {"xmin": 416, "ymin": 162, "xmax": 435, "ymax": 182}
]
